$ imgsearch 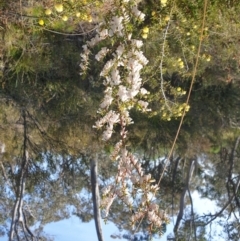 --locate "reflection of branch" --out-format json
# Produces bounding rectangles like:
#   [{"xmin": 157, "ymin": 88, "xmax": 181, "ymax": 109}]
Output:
[
  {"xmin": 187, "ymin": 188, "xmax": 197, "ymax": 241},
  {"xmin": 0, "ymin": 161, "xmax": 8, "ymax": 182},
  {"xmin": 9, "ymin": 110, "xmax": 35, "ymax": 241},
  {"xmin": 227, "ymin": 137, "xmax": 240, "ymax": 210},
  {"xmin": 91, "ymin": 156, "xmax": 104, "ymax": 241},
  {"xmin": 198, "ymin": 176, "xmax": 240, "ymax": 226},
  {"xmin": 174, "ymin": 159, "xmax": 195, "ymax": 233},
  {"xmin": 171, "ymin": 157, "xmax": 182, "ymax": 217}
]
